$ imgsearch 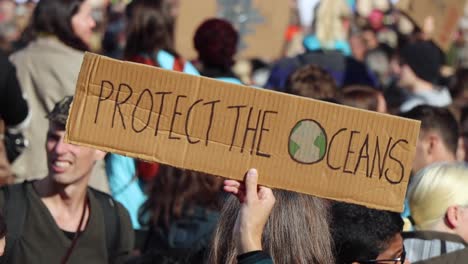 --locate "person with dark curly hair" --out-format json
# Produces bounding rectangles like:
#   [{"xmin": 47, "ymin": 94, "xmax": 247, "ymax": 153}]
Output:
[
  {"xmin": 331, "ymin": 202, "xmax": 408, "ymax": 264},
  {"xmin": 194, "ymin": 18, "xmax": 242, "ymax": 84}
]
